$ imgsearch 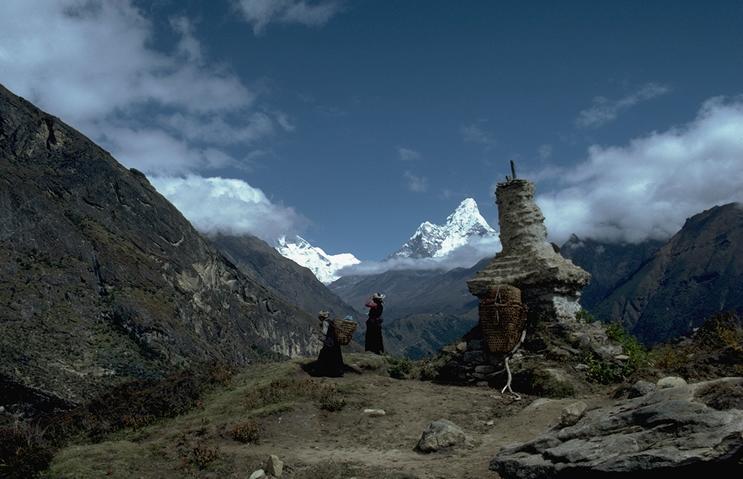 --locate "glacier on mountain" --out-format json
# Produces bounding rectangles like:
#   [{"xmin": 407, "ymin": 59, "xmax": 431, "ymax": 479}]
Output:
[{"xmin": 276, "ymin": 235, "xmax": 360, "ymax": 284}]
